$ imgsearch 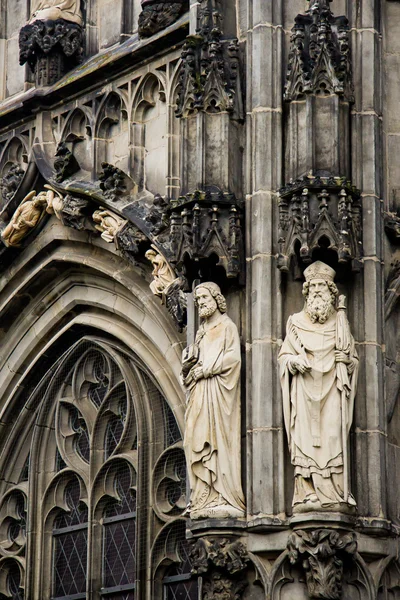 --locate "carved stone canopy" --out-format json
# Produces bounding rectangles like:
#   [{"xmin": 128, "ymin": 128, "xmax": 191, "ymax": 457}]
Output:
[
  {"xmin": 277, "ymin": 176, "xmax": 362, "ymax": 273},
  {"xmin": 284, "ymin": 0, "xmax": 353, "ymax": 102},
  {"xmin": 123, "ymin": 188, "xmax": 245, "ymax": 289},
  {"xmin": 175, "ymin": 0, "xmax": 243, "ymax": 120}
]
